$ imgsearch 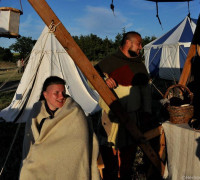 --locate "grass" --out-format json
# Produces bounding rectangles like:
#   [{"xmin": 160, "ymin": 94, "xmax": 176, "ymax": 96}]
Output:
[
  {"xmin": 0, "ymin": 61, "xmax": 17, "ymax": 69},
  {"xmin": 0, "ymin": 61, "xmax": 22, "ymax": 83},
  {"xmin": 0, "ymin": 91, "xmax": 15, "ymax": 110},
  {"xmin": 0, "ymin": 62, "xmax": 22, "ymax": 109},
  {"xmin": 0, "ymin": 69, "xmax": 22, "ymax": 83}
]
